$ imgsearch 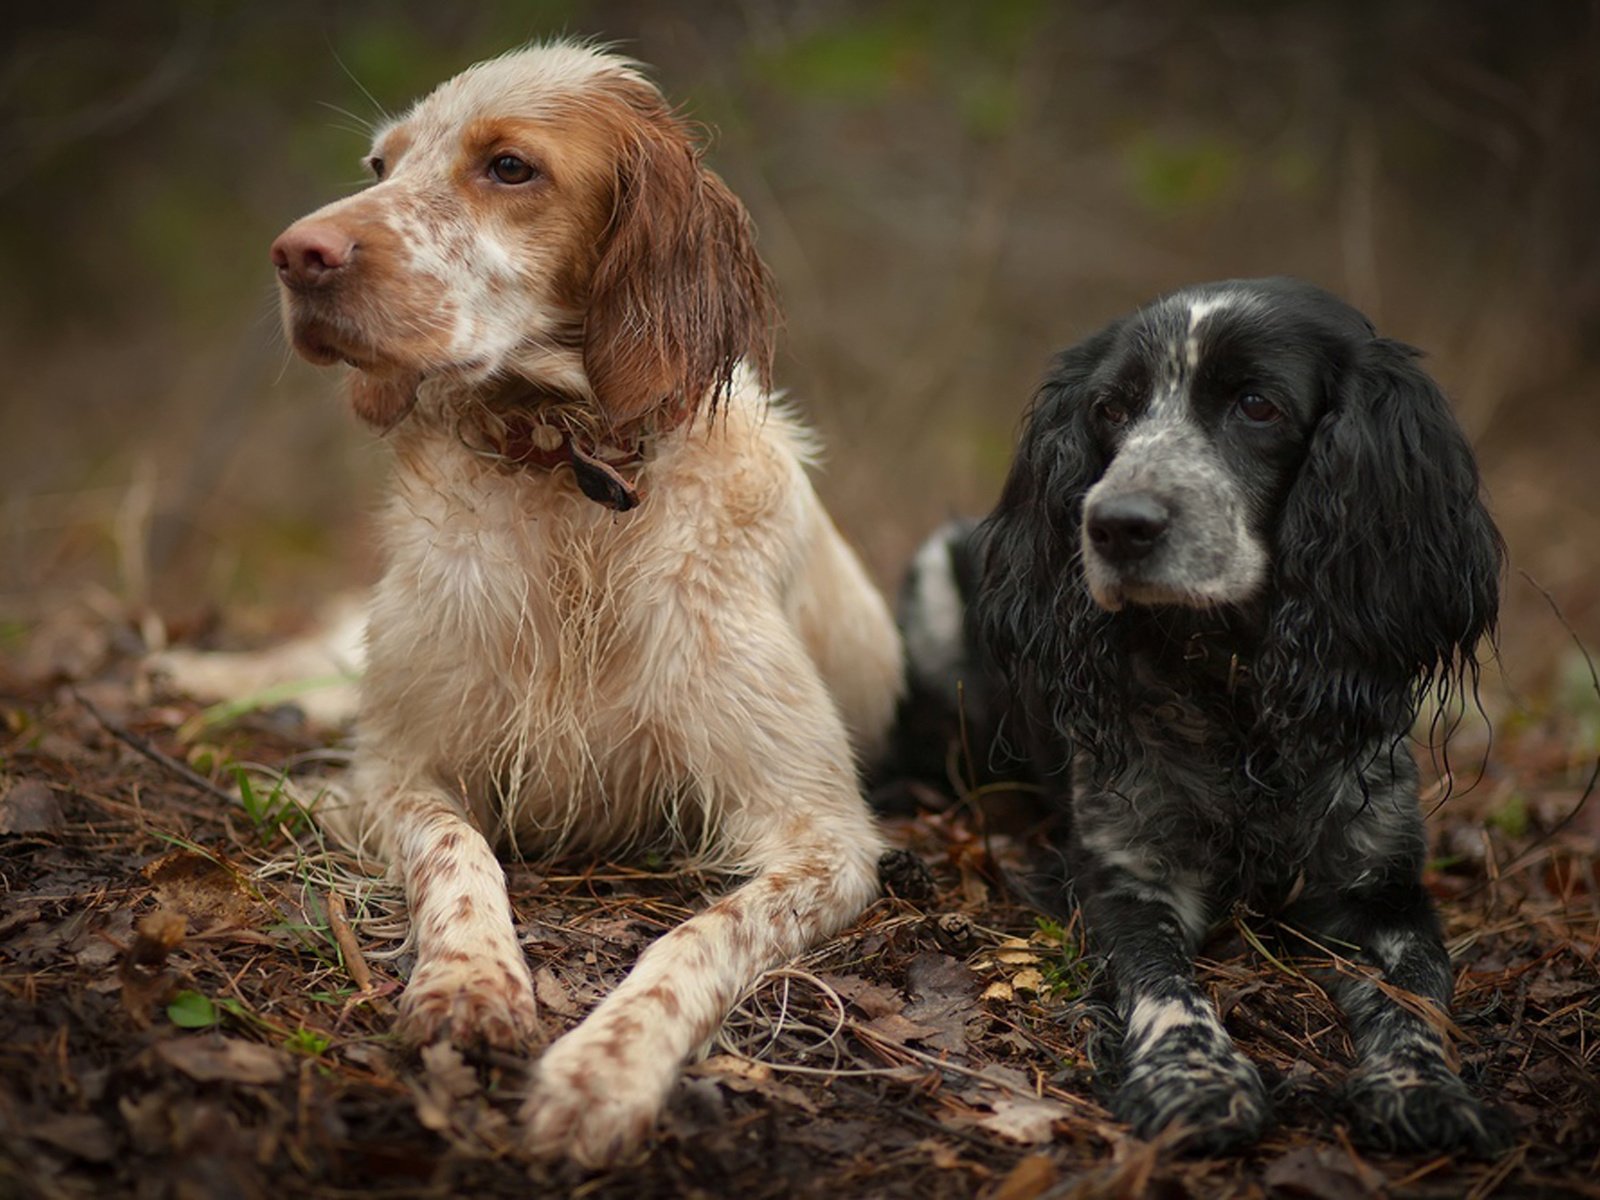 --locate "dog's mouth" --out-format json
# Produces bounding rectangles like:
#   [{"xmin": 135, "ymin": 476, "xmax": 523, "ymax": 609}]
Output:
[
  {"xmin": 290, "ymin": 316, "xmax": 490, "ymax": 381},
  {"xmin": 1089, "ymin": 575, "xmax": 1214, "ymax": 614},
  {"xmin": 1085, "ymin": 555, "xmax": 1265, "ymax": 615},
  {"xmin": 288, "ymin": 318, "xmax": 388, "ymax": 373}
]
